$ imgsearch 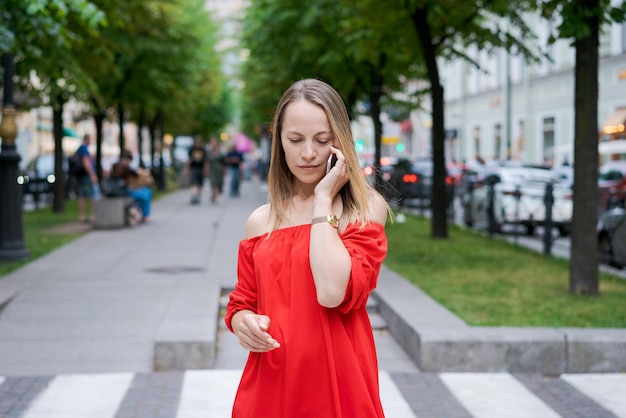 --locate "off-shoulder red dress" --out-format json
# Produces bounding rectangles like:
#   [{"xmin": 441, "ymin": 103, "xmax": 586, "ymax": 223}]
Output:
[{"xmin": 225, "ymin": 221, "xmax": 388, "ymax": 418}]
